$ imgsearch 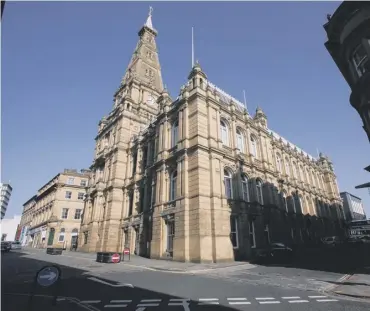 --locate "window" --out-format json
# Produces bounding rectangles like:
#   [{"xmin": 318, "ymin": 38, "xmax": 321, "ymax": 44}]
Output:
[
  {"xmin": 276, "ymin": 154, "xmax": 282, "ymax": 172},
  {"xmin": 282, "ymin": 192, "xmax": 288, "ymax": 212},
  {"xmin": 352, "ymin": 43, "xmax": 369, "ymax": 78},
  {"xmin": 74, "ymin": 209, "xmax": 82, "ymax": 220},
  {"xmin": 285, "ymin": 158, "xmax": 290, "ymax": 175},
  {"xmin": 169, "ymin": 171, "xmax": 177, "ymax": 201},
  {"xmin": 124, "ymin": 231, "xmax": 129, "ymax": 248},
  {"xmin": 224, "ymin": 169, "xmax": 233, "ymax": 199},
  {"xmin": 220, "ymin": 121, "xmax": 229, "ymax": 145},
  {"xmin": 250, "ymin": 135, "xmax": 258, "ymax": 158},
  {"xmin": 151, "ymin": 182, "xmax": 156, "ymax": 208},
  {"xmin": 128, "ymin": 191, "xmax": 134, "ymax": 216},
  {"xmin": 241, "ymin": 175, "xmax": 249, "ymax": 201},
  {"xmin": 61, "ymin": 208, "xmax": 69, "ymax": 219},
  {"xmin": 171, "ymin": 120, "xmax": 179, "ymax": 148},
  {"xmin": 67, "ymin": 177, "xmax": 74, "ymax": 185},
  {"xmin": 236, "ymin": 129, "xmax": 244, "ymax": 151},
  {"xmin": 299, "ymin": 196, "xmax": 304, "ymax": 214},
  {"xmin": 142, "ymin": 146, "xmax": 148, "ymax": 169},
  {"xmin": 58, "ymin": 228, "xmax": 65, "ymax": 242},
  {"xmin": 80, "ymin": 180, "xmax": 87, "ymax": 187},
  {"xmin": 65, "ymin": 191, "xmax": 72, "ymax": 199},
  {"xmin": 249, "ymin": 220, "xmax": 256, "ymax": 248},
  {"xmin": 78, "ymin": 192, "xmax": 84, "ymax": 200},
  {"xmin": 230, "ymin": 216, "xmax": 239, "ymax": 248},
  {"xmin": 264, "ymin": 224, "xmax": 270, "ymax": 245},
  {"xmin": 166, "ymin": 221, "xmax": 175, "ymax": 252},
  {"xmin": 132, "ymin": 152, "xmax": 138, "ymax": 176},
  {"xmin": 256, "ymin": 180, "xmax": 263, "ymax": 204}
]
